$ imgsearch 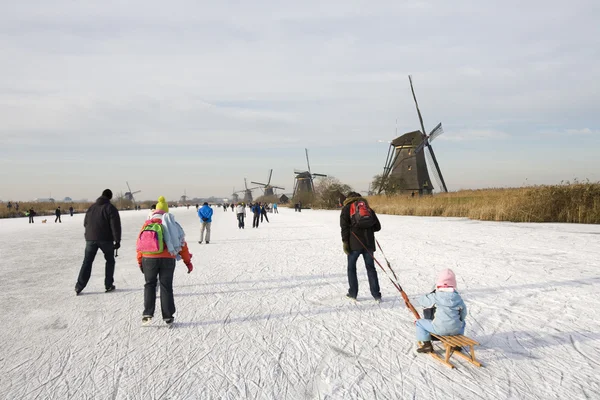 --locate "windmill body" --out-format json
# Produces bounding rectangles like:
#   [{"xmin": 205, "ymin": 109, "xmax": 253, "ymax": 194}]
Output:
[
  {"xmin": 379, "ymin": 76, "xmax": 448, "ymax": 195},
  {"xmin": 293, "ymin": 149, "xmax": 327, "ymax": 198},
  {"xmin": 387, "ymin": 131, "xmax": 433, "ymax": 194}
]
